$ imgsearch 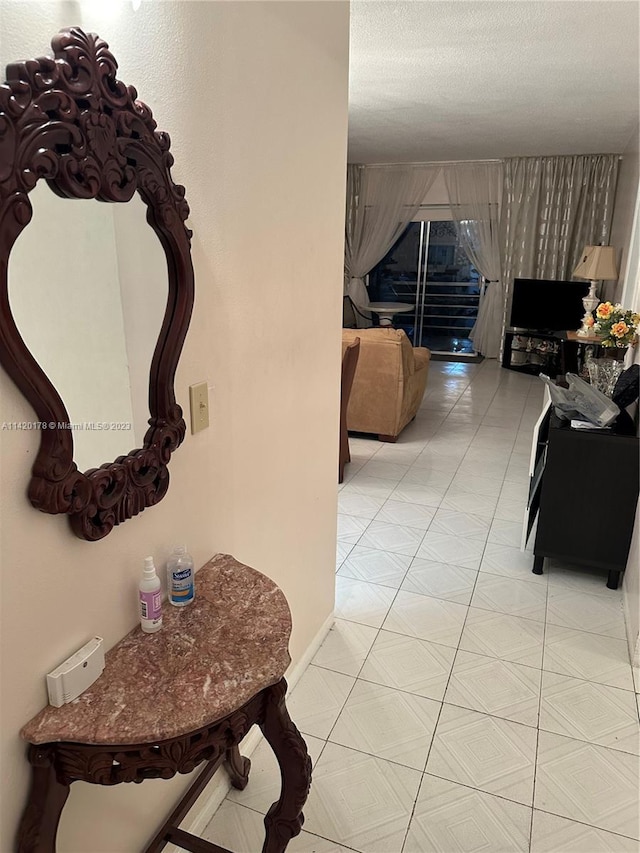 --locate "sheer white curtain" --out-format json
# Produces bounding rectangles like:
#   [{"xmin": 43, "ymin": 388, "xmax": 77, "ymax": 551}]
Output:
[
  {"xmin": 345, "ymin": 164, "xmax": 440, "ymax": 326},
  {"xmin": 443, "ymin": 162, "xmax": 503, "ymax": 358},
  {"xmin": 501, "ymin": 154, "xmax": 620, "ymax": 308}
]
